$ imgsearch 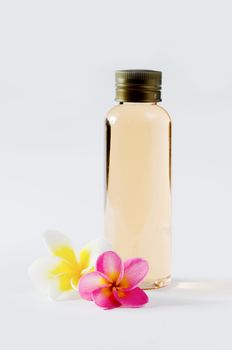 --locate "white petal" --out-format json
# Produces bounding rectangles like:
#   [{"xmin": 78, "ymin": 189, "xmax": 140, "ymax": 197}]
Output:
[
  {"xmin": 80, "ymin": 237, "xmax": 111, "ymax": 267},
  {"xmin": 70, "ymin": 277, "xmax": 79, "ymax": 291},
  {"xmin": 28, "ymin": 256, "xmax": 61, "ymax": 296},
  {"xmin": 48, "ymin": 276, "xmax": 80, "ymax": 301},
  {"xmin": 43, "ymin": 230, "xmax": 71, "ymax": 254}
]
